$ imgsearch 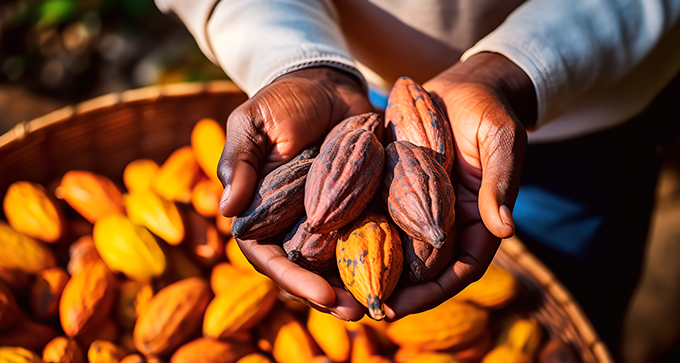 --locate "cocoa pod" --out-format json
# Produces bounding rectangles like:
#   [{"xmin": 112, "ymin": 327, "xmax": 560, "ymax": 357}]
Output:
[
  {"xmin": 235, "ymin": 353, "xmax": 273, "ymax": 363},
  {"xmin": 123, "ymin": 159, "xmax": 159, "ymax": 192},
  {"xmin": 0, "ymin": 280, "xmax": 19, "ymax": 331},
  {"xmin": 124, "ymin": 190, "xmax": 185, "ymax": 245},
  {"xmin": 257, "ymin": 308, "xmax": 320, "ymax": 363},
  {"xmin": 119, "ymin": 354, "xmax": 144, "ymax": 363},
  {"xmin": 77, "ymin": 318, "xmax": 119, "ymax": 351},
  {"xmin": 216, "ymin": 214, "xmax": 234, "ymax": 236},
  {"xmin": 336, "ymin": 212, "xmax": 403, "ymax": 320},
  {"xmin": 349, "ymin": 324, "xmax": 380, "ymax": 363},
  {"xmin": 191, "ymin": 179, "xmax": 223, "ymax": 217},
  {"xmin": 87, "ymin": 340, "xmax": 126, "ymax": 363},
  {"xmin": 383, "ymin": 141, "xmax": 455, "ymax": 249},
  {"xmin": 43, "ymin": 336, "xmax": 84, "ymax": 363},
  {"xmin": 307, "ymin": 308, "xmax": 350, "ymax": 362},
  {"xmin": 0, "ymin": 221, "xmax": 56, "ymax": 273},
  {"xmin": 191, "ymin": 118, "xmax": 226, "ymax": 185},
  {"xmin": 185, "ymin": 209, "xmax": 224, "ymax": 267},
  {"xmin": 225, "ymin": 237, "xmax": 257, "ymax": 274},
  {"xmin": 30, "ymin": 267, "xmax": 70, "ymax": 320},
  {"xmin": 0, "ymin": 346, "xmax": 43, "ymax": 363},
  {"xmin": 67, "ymin": 235, "xmax": 101, "ymax": 276},
  {"xmin": 305, "ymin": 129, "xmax": 384, "ymax": 234},
  {"xmin": 231, "ymin": 147, "xmax": 318, "ymax": 240},
  {"xmin": 3, "ymin": 181, "xmax": 65, "ymax": 243},
  {"xmin": 210, "ymin": 262, "xmax": 246, "ymax": 295},
  {"xmin": 55, "ymin": 171, "xmax": 125, "ymax": 223},
  {"xmin": 454, "ymin": 264, "xmax": 517, "ymax": 309},
  {"xmin": 116, "ymin": 281, "xmax": 149, "ymax": 330},
  {"xmin": 323, "ymin": 112, "xmax": 384, "ymax": 145},
  {"xmin": 385, "ymin": 76, "xmax": 454, "ymax": 174},
  {"xmin": 170, "ymin": 338, "xmax": 256, "ymax": 363},
  {"xmin": 0, "ymin": 317, "xmax": 58, "ymax": 351},
  {"xmin": 133, "ymin": 277, "xmax": 212, "ymax": 357},
  {"xmin": 482, "ymin": 317, "xmax": 542, "ymax": 363},
  {"xmin": 282, "ymin": 216, "xmax": 338, "ymax": 271},
  {"xmin": 152, "ymin": 146, "xmax": 201, "ymax": 203},
  {"xmin": 403, "ymin": 226, "xmax": 456, "ymax": 282}
]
